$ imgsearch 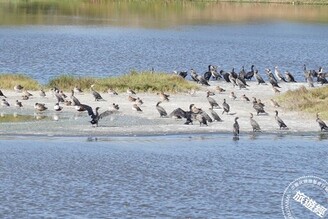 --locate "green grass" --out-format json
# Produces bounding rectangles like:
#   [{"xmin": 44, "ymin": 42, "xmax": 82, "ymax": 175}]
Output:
[
  {"xmin": 0, "ymin": 74, "xmax": 40, "ymax": 90},
  {"xmin": 276, "ymin": 85, "xmax": 328, "ymax": 119},
  {"xmin": 46, "ymin": 71, "xmax": 198, "ymax": 93}
]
